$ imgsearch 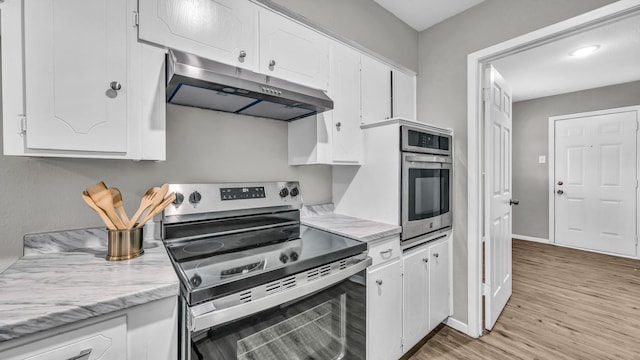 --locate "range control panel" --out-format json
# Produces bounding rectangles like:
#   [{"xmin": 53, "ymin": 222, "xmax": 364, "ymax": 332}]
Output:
[{"xmin": 163, "ymin": 181, "xmax": 302, "ymax": 220}]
